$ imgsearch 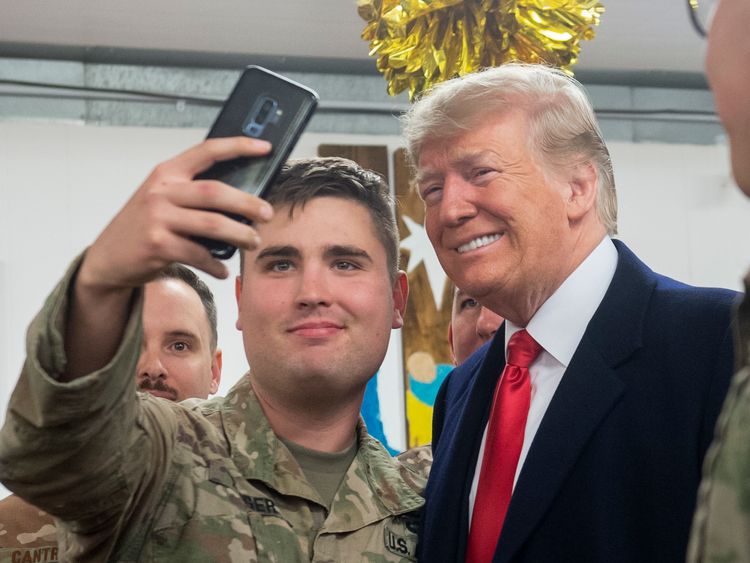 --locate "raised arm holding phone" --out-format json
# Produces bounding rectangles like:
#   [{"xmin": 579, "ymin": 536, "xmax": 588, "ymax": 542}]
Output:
[
  {"xmin": 64, "ymin": 137, "xmax": 273, "ymax": 380},
  {"xmin": 0, "ymin": 68, "xmax": 429, "ymax": 561}
]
